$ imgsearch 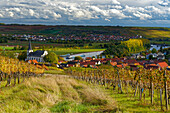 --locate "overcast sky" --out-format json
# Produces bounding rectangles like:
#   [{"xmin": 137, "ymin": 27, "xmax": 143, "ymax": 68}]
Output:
[{"xmin": 0, "ymin": 0, "xmax": 169, "ymax": 27}]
